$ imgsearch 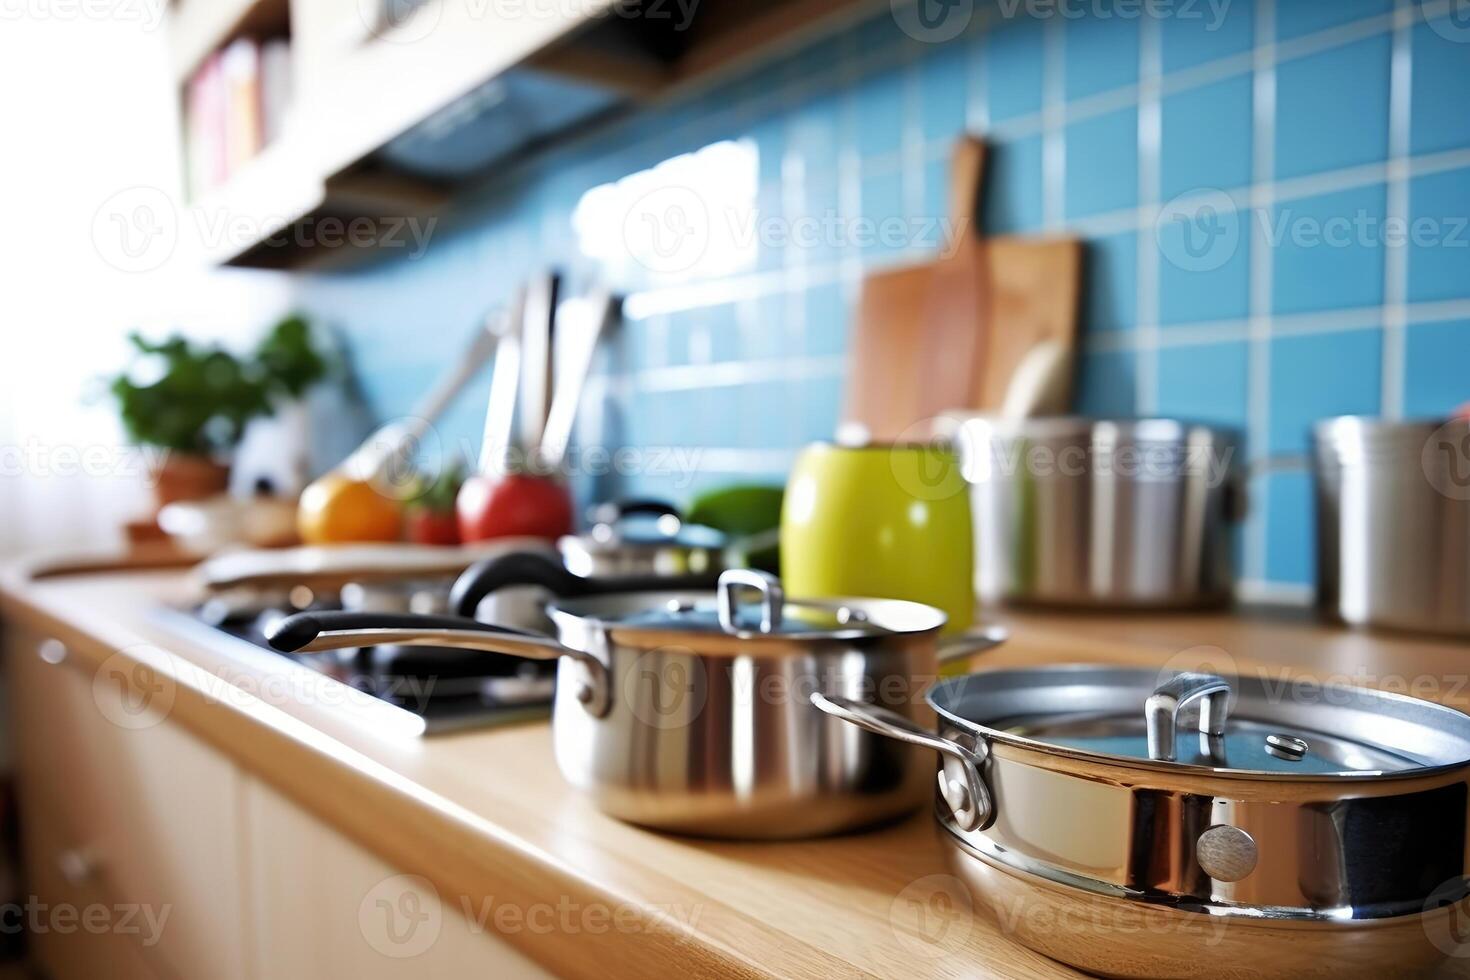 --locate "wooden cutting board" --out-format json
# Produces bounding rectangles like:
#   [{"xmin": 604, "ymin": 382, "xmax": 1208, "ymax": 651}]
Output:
[
  {"xmin": 973, "ymin": 236, "xmax": 1083, "ymax": 412},
  {"xmin": 844, "ymin": 139, "xmax": 989, "ymax": 442}
]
